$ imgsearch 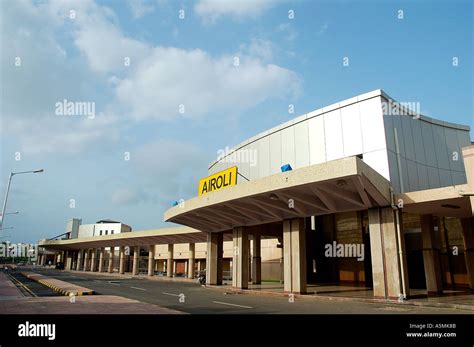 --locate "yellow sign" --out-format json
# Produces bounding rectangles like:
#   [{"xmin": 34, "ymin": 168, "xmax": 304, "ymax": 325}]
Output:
[{"xmin": 199, "ymin": 166, "xmax": 237, "ymax": 196}]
